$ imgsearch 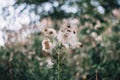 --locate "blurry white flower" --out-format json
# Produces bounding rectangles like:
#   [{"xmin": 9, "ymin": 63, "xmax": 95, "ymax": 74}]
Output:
[
  {"xmin": 46, "ymin": 57, "xmax": 54, "ymax": 68},
  {"xmin": 70, "ymin": 42, "xmax": 83, "ymax": 49},
  {"xmin": 75, "ymin": 72, "xmax": 80, "ymax": 77},
  {"xmin": 86, "ymin": 29, "xmax": 90, "ymax": 34},
  {"xmin": 29, "ymin": 51, "xmax": 35, "ymax": 55},
  {"xmin": 42, "ymin": 39, "xmax": 54, "ymax": 52},
  {"xmin": 76, "ymin": 62, "xmax": 80, "ymax": 65},
  {"xmin": 91, "ymin": 32, "xmax": 102, "ymax": 42},
  {"xmin": 95, "ymin": 35, "xmax": 102, "ymax": 42},
  {"xmin": 61, "ymin": 43, "xmax": 69, "ymax": 49},
  {"xmin": 80, "ymin": 53, "xmax": 87, "ymax": 58},
  {"xmin": 57, "ymin": 25, "xmax": 79, "ymax": 49},
  {"xmin": 73, "ymin": 55, "xmax": 79, "ymax": 60},
  {"xmin": 91, "ymin": 32, "xmax": 98, "ymax": 38},
  {"xmin": 42, "ymin": 28, "xmax": 57, "ymax": 38},
  {"xmin": 39, "ymin": 62, "xmax": 44, "ymax": 66},
  {"xmin": 112, "ymin": 9, "xmax": 120, "ymax": 18},
  {"xmin": 35, "ymin": 56, "xmax": 42, "ymax": 61},
  {"xmin": 82, "ymin": 75, "xmax": 87, "ymax": 80},
  {"xmin": 69, "ymin": 18, "xmax": 80, "ymax": 26},
  {"xmin": 57, "ymin": 30, "xmax": 70, "ymax": 45},
  {"xmin": 94, "ymin": 21, "xmax": 101, "ymax": 29},
  {"xmin": 101, "ymin": 42, "xmax": 104, "ymax": 46},
  {"xmin": 28, "ymin": 55, "xmax": 32, "ymax": 60}
]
